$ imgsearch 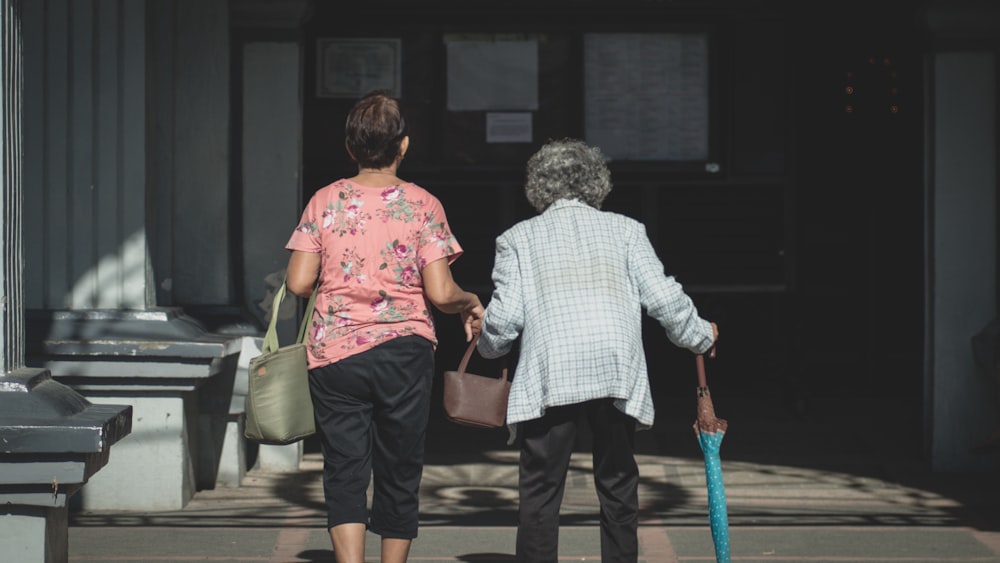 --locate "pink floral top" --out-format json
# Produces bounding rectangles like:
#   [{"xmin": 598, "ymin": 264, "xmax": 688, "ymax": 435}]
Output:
[{"xmin": 285, "ymin": 179, "xmax": 462, "ymax": 369}]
